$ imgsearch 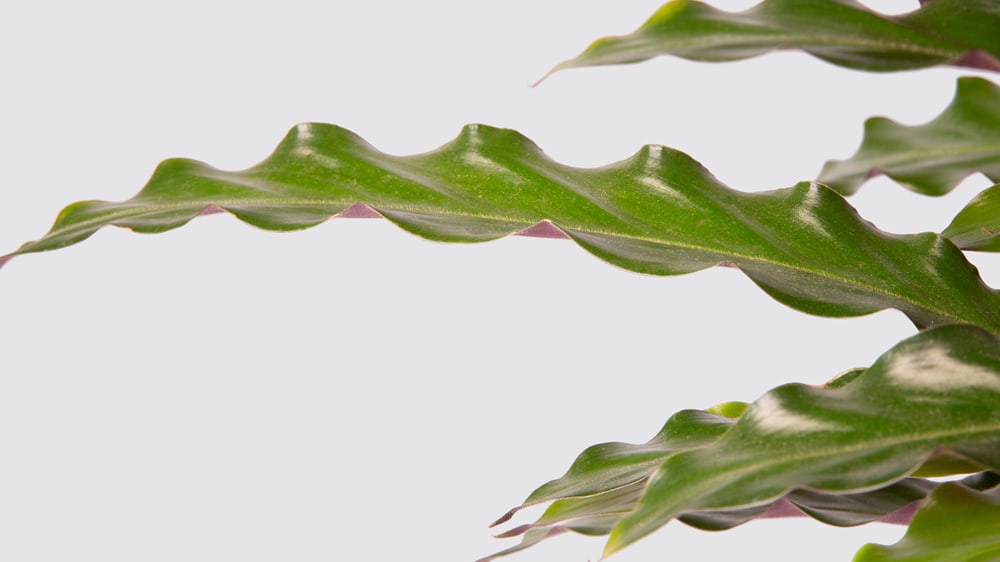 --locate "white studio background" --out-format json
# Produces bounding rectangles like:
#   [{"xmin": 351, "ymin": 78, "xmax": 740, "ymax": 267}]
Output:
[{"xmin": 1, "ymin": 1, "xmax": 997, "ymax": 561}]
